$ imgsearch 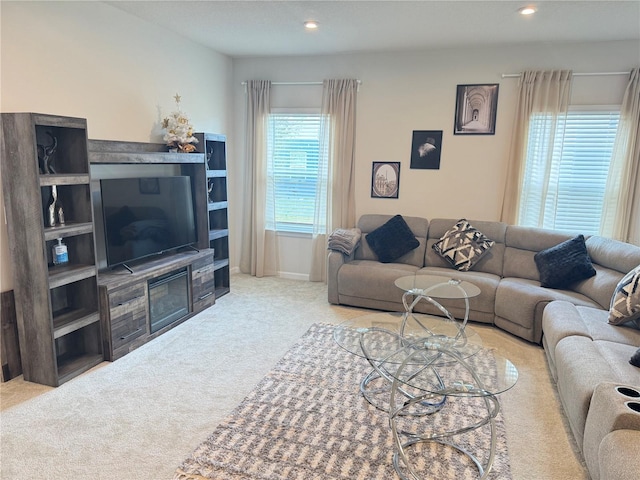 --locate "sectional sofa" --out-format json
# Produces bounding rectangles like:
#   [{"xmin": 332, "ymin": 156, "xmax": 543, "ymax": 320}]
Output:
[{"xmin": 327, "ymin": 214, "xmax": 640, "ymax": 480}]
